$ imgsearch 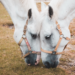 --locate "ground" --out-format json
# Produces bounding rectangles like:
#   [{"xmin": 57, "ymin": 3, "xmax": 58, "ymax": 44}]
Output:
[{"xmin": 0, "ymin": 2, "xmax": 75, "ymax": 75}]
